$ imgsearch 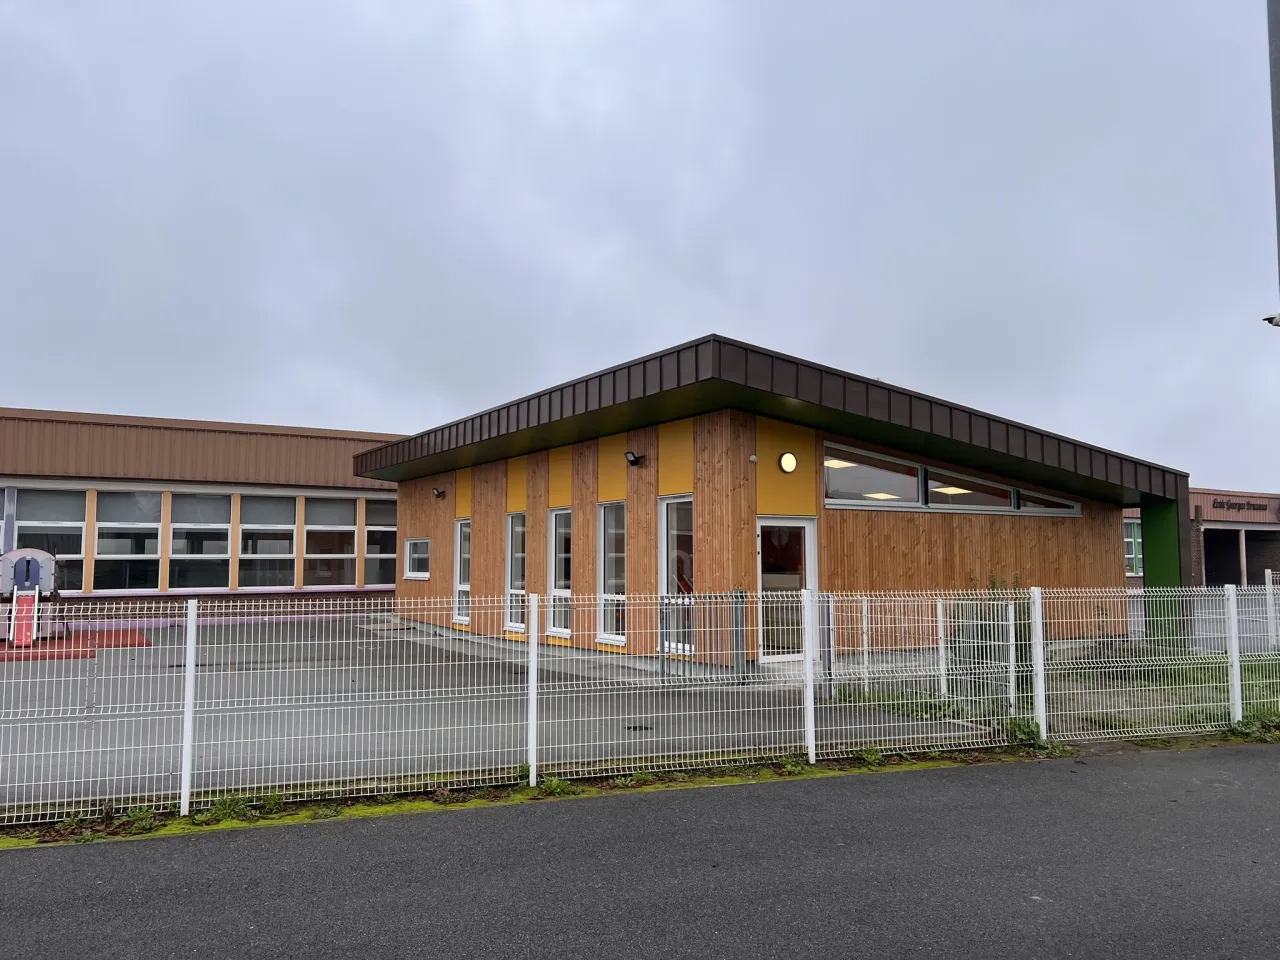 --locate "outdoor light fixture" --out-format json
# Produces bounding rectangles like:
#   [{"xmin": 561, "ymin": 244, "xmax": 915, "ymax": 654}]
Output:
[
  {"xmin": 778, "ymin": 452, "xmax": 797, "ymax": 474},
  {"xmin": 624, "ymin": 451, "xmax": 645, "ymax": 467},
  {"xmin": 432, "ymin": 487, "xmax": 445, "ymax": 499}
]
